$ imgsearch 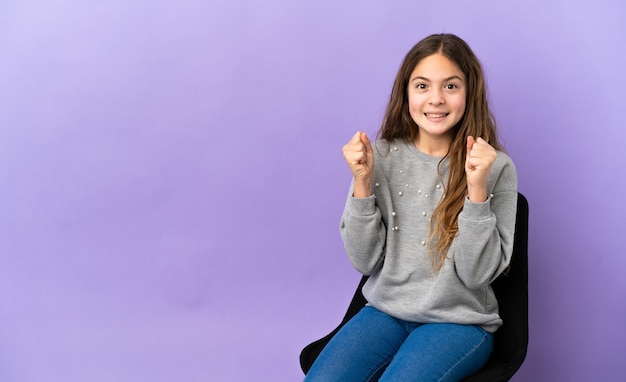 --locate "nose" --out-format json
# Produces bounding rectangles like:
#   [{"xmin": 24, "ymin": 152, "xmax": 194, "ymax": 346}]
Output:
[{"xmin": 428, "ymin": 88, "xmax": 445, "ymax": 105}]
